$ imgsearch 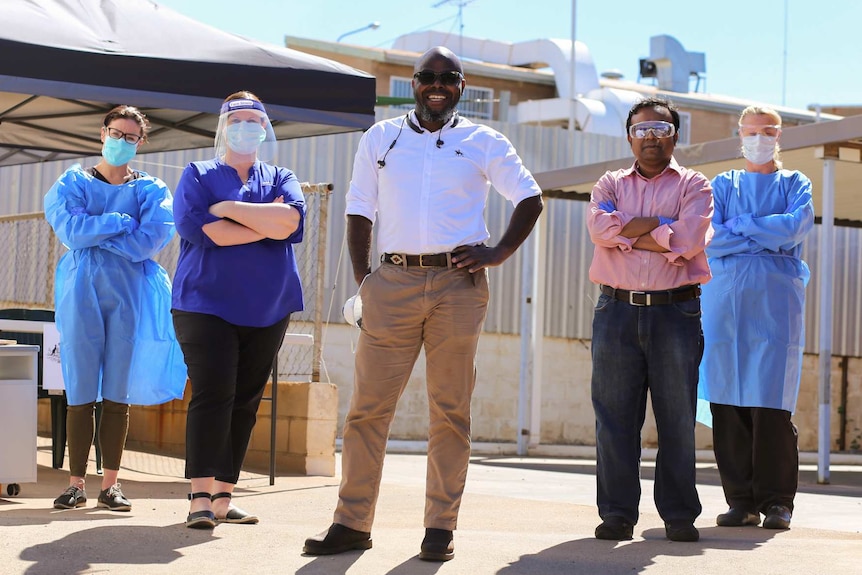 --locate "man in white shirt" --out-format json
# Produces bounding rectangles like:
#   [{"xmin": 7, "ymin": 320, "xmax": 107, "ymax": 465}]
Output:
[{"xmin": 304, "ymin": 46, "xmax": 543, "ymax": 562}]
